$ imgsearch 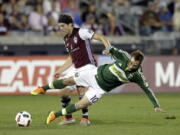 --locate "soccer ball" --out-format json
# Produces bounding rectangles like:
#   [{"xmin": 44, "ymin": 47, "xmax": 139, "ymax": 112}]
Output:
[{"xmin": 15, "ymin": 111, "xmax": 32, "ymax": 127}]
